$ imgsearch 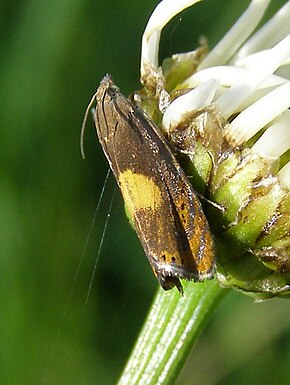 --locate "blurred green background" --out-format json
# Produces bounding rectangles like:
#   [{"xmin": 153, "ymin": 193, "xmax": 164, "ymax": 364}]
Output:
[{"xmin": 1, "ymin": 0, "xmax": 289, "ymax": 384}]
